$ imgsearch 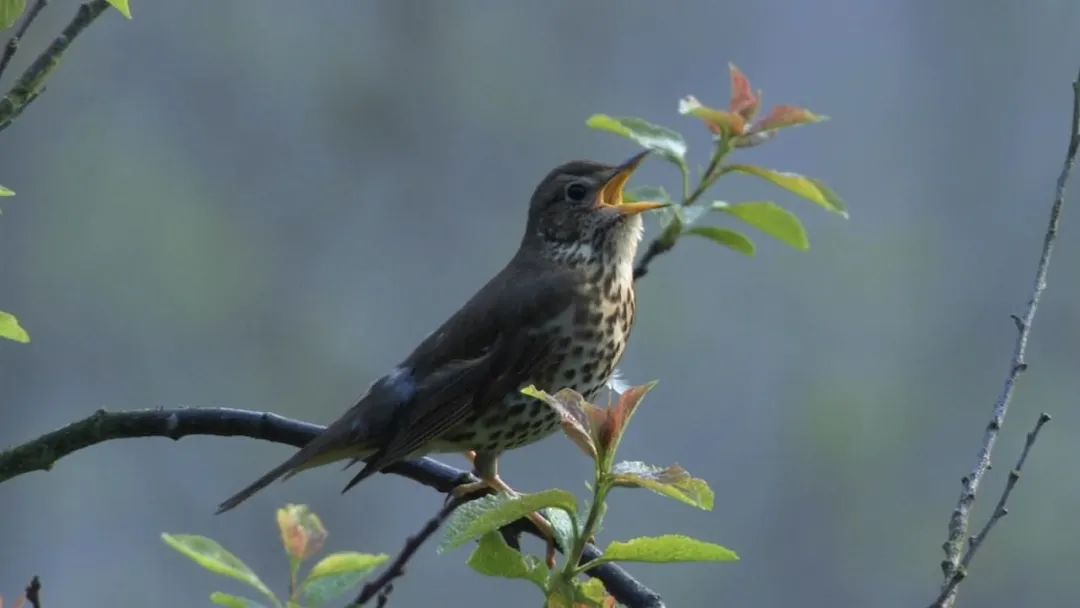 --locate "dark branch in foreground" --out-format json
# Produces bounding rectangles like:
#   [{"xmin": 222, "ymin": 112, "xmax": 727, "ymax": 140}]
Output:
[
  {"xmin": 353, "ymin": 495, "xmax": 469, "ymax": 606},
  {"xmin": 0, "ymin": 0, "xmax": 112, "ymax": 133},
  {"xmin": 0, "ymin": 407, "xmax": 664, "ymax": 608},
  {"xmin": 931, "ymin": 67, "xmax": 1080, "ymax": 608},
  {"xmin": 25, "ymin": 575, "xmax": 41, "ymax": 608}
]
